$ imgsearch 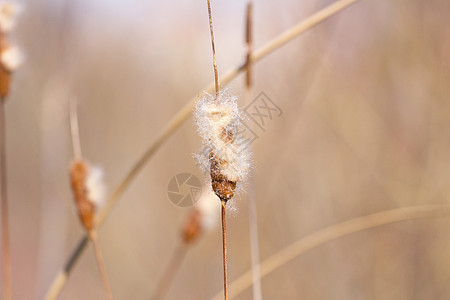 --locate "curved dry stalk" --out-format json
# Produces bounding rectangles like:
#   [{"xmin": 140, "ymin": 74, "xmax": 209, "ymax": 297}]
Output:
[
  {"xmin": 251, "ymin": 0, "xmax": 361, "ymax": 62},
  {"xmin": 43, "ymin": 0, "xmax": 364, "ymax": 298},
  {"xmin": 210, "ymin": 205, "xmax": 450, "ymax": 300}
]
